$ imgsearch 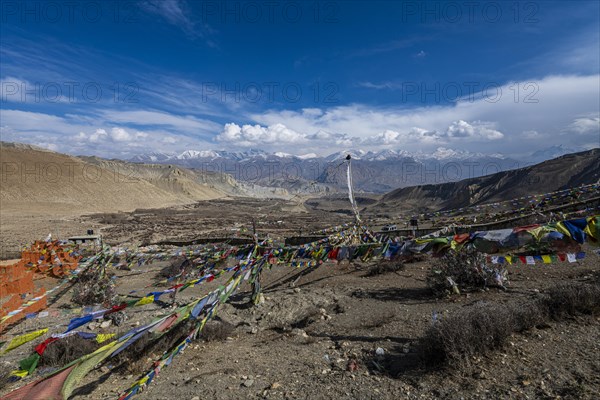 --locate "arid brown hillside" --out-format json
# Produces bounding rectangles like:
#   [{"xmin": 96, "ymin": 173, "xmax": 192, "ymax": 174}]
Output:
[
  {"xmin": 378, "ymin": 148, "xmax": 600, "ymax": 212},
  {"xmin": 0, "ymin": 142, "xmax": 230, "ymax": 214}
]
